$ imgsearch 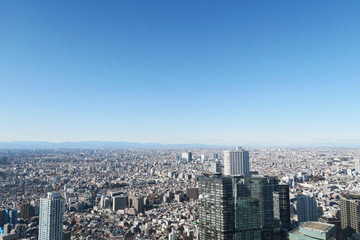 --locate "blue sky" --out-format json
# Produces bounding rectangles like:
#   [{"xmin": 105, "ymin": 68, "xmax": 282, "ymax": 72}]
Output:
[{"xmin": 1, "ymin": 1, "xmax": 360, "ymax": 146}]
